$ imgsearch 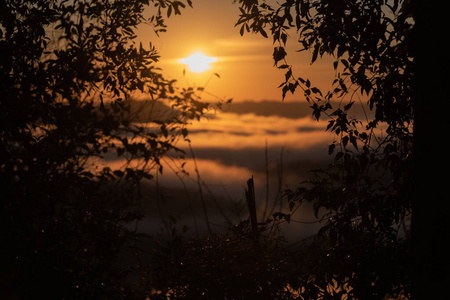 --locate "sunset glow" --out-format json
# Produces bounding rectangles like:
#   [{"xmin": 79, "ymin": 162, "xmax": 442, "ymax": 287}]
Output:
[{"xmin": 178, "ymin": 52, "xmax": 218, "ymax": 73}]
